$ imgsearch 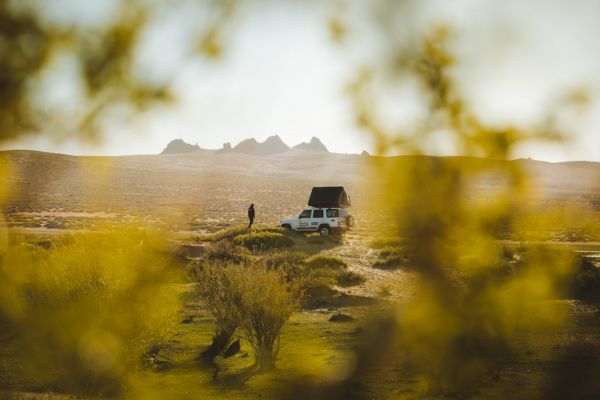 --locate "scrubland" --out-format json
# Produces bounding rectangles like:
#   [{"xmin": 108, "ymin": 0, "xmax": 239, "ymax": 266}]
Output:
[
  {"xmin": 2, "ymin": 151, "xmax": 600, "ymax": 399},
  {"xmin": 0, "ymin": 222, "xmax": 599, "ymax": 400}
]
